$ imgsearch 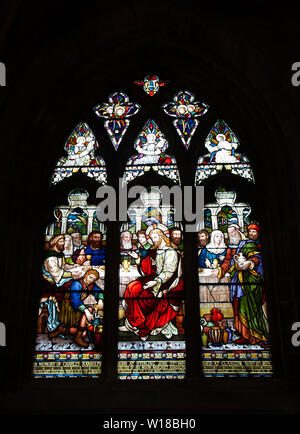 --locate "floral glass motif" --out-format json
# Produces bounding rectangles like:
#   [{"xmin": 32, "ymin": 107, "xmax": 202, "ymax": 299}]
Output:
[
  {"xmin": 197, "ymin": 188, "xmax": 272, "ymax": 377},
  {"xmin": 93, "ymin": 92, "xmax": 140, "ymax": 150},
  {"xmin": 134, "ymin": 74, "xmax": 168, "ymax": 96},
  {"xmin": 118, "ymin": 188, "xmax": 185, "ymax": 380},
  {"xmin": 195, "ymin": 119, "xmax": 254, "ymax": 184},
  {"xmin": 33, "ymin": 189, "xmax": 106, "ymax": 378},
  {"xmin": 163, "ymin": 90, "xmax": 209, "ymax": 149},
  {"xmin": 52, "ymin": 122, "xmax": 107, "ymax": 185},
  {"xmin": 122, "ymin": 119, "xmax": 180, "ymax": 186}
]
